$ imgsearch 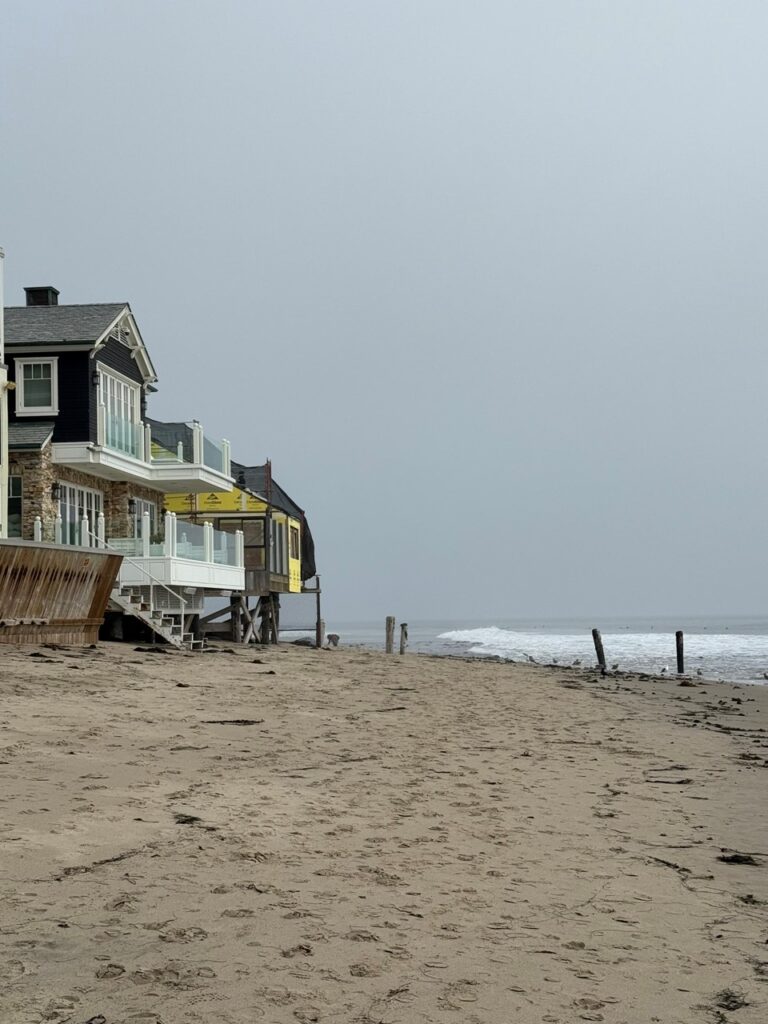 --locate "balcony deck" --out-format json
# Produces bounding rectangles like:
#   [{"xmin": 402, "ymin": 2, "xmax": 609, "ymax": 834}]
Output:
[{"xmin": 52, "ymin": 417, "xmax": 233, "ymax": 492}]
